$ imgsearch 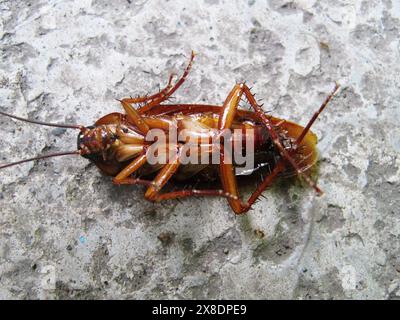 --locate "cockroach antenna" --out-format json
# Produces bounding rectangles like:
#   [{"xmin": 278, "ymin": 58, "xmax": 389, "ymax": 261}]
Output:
[
  {"xmin": 0, "ymin": 110, "xmax": 83, "ymax": 170},
  {"xmin": 0, "ymin": 110, "xmax": 83, "ymax": 130},
  {"xmin": 0, "ymin": 151, "xmax": 80, "ymax": 170}
]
